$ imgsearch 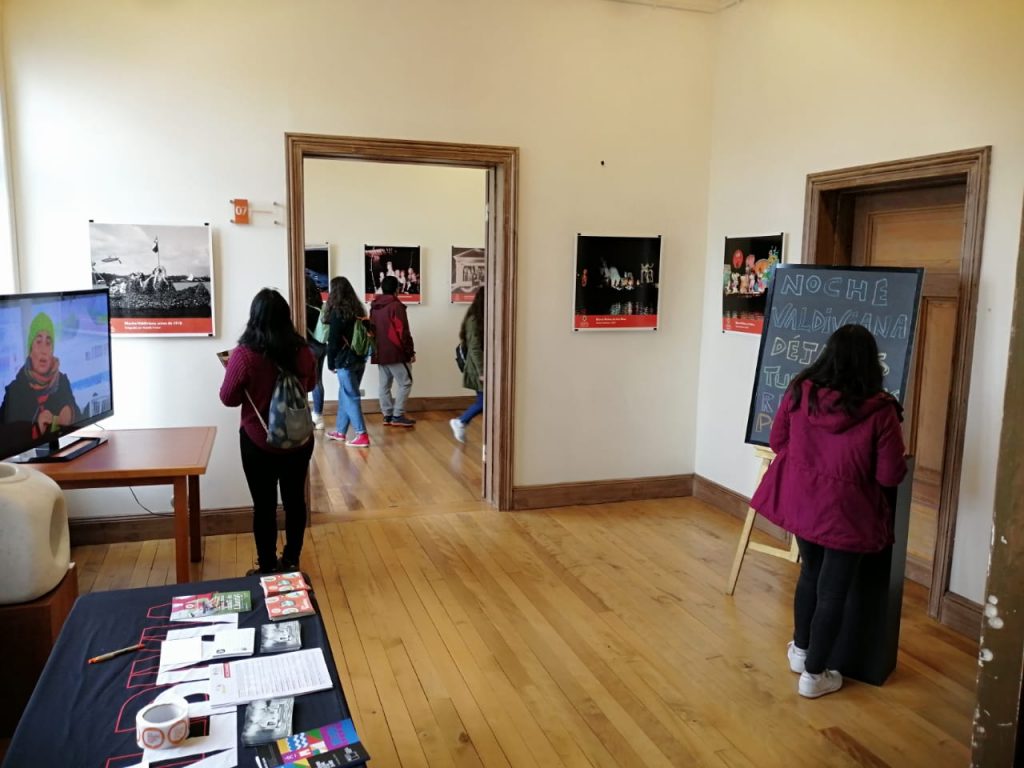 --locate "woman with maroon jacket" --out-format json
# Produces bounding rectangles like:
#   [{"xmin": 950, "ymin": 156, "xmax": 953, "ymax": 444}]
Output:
[
  {"xmin": 751, "ymin": 324, "xmax": 907, "ymax": 699},
  {"xmin": 219, "ymin": 289, "xmax": 317, "ymax": 575}
]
